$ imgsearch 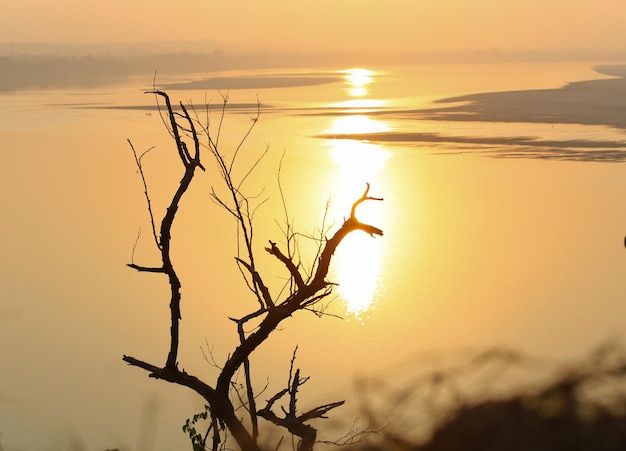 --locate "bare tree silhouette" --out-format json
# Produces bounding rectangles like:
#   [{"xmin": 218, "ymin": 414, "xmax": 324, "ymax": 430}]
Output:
[{"xmin": 123, "ymin": 91, "xmax": 383, "ymax": 451}]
